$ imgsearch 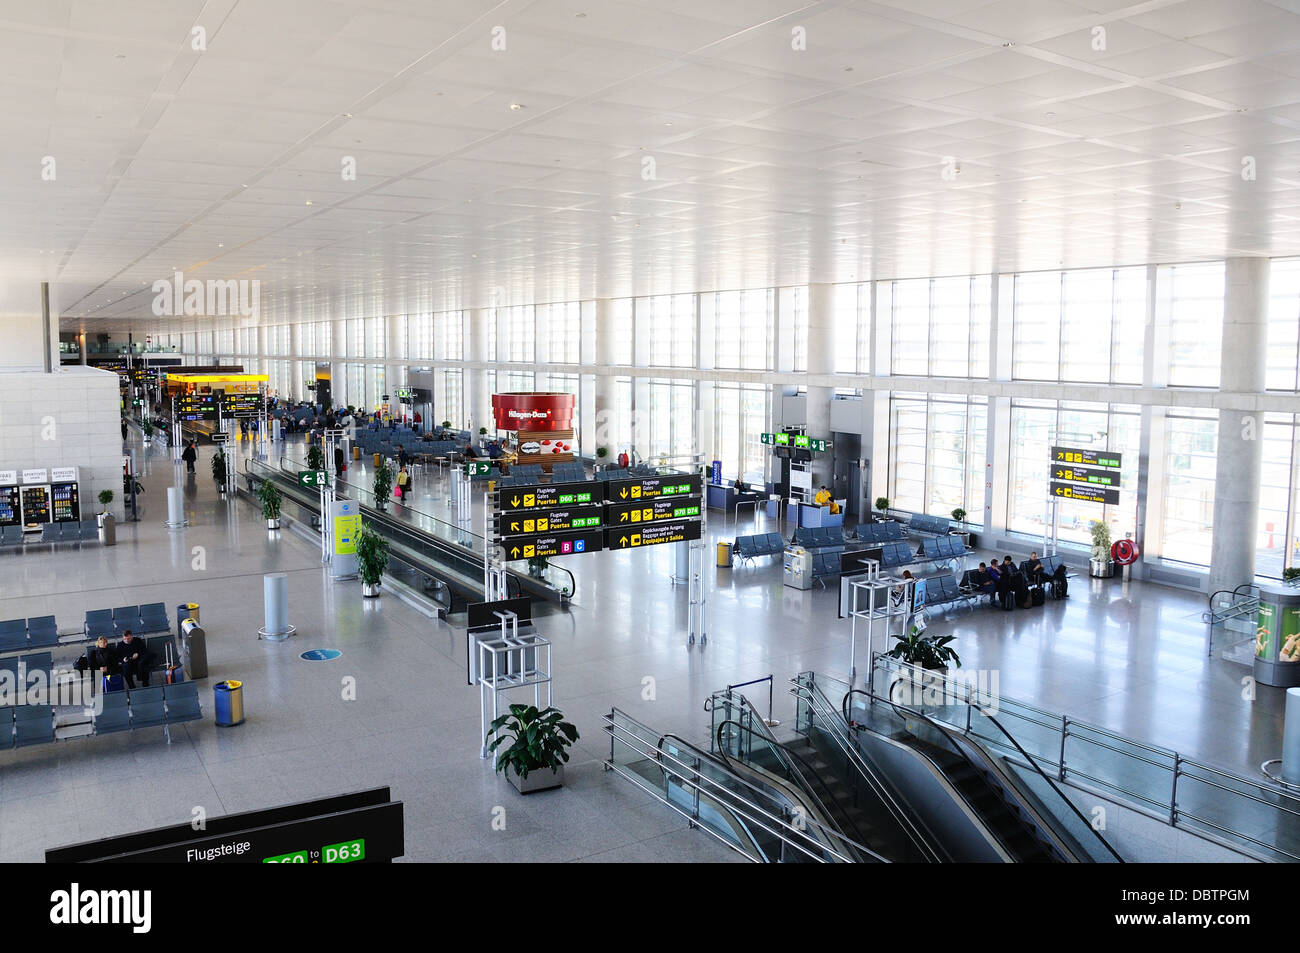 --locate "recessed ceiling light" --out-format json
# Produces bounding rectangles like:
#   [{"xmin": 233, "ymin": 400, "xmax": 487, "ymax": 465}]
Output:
[
  {"xmin": 1045, "ymin": 112, "xmax": 1055, "ymax": 118},
  {"xmin": 509, "ymin": 103, "xmax": 524, "ymax": 111},
  {"xmin": 115, "ymin": 53, "xmax": 125, "ymax": 59},
  {"xmin": 242, "ymin": 183, "xmax": 248, "ymax": 188},
  {"xmin": 305, "ymin": 200, "xmax": 313, "ymax": 206},
  {"xmin": 665, "ymin": 121, "xmax": 673, "ymax": 127},
  {"xmin": 576, "ymin": 11, "xmax": 586, "ymax": 16},
  {"xmin": 343, "ymin": 112, "xmax": 353, "ymax": 118},
  {"xmin": 218, "ymin": 243, "xmax": 224, "ymax": 248}
]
